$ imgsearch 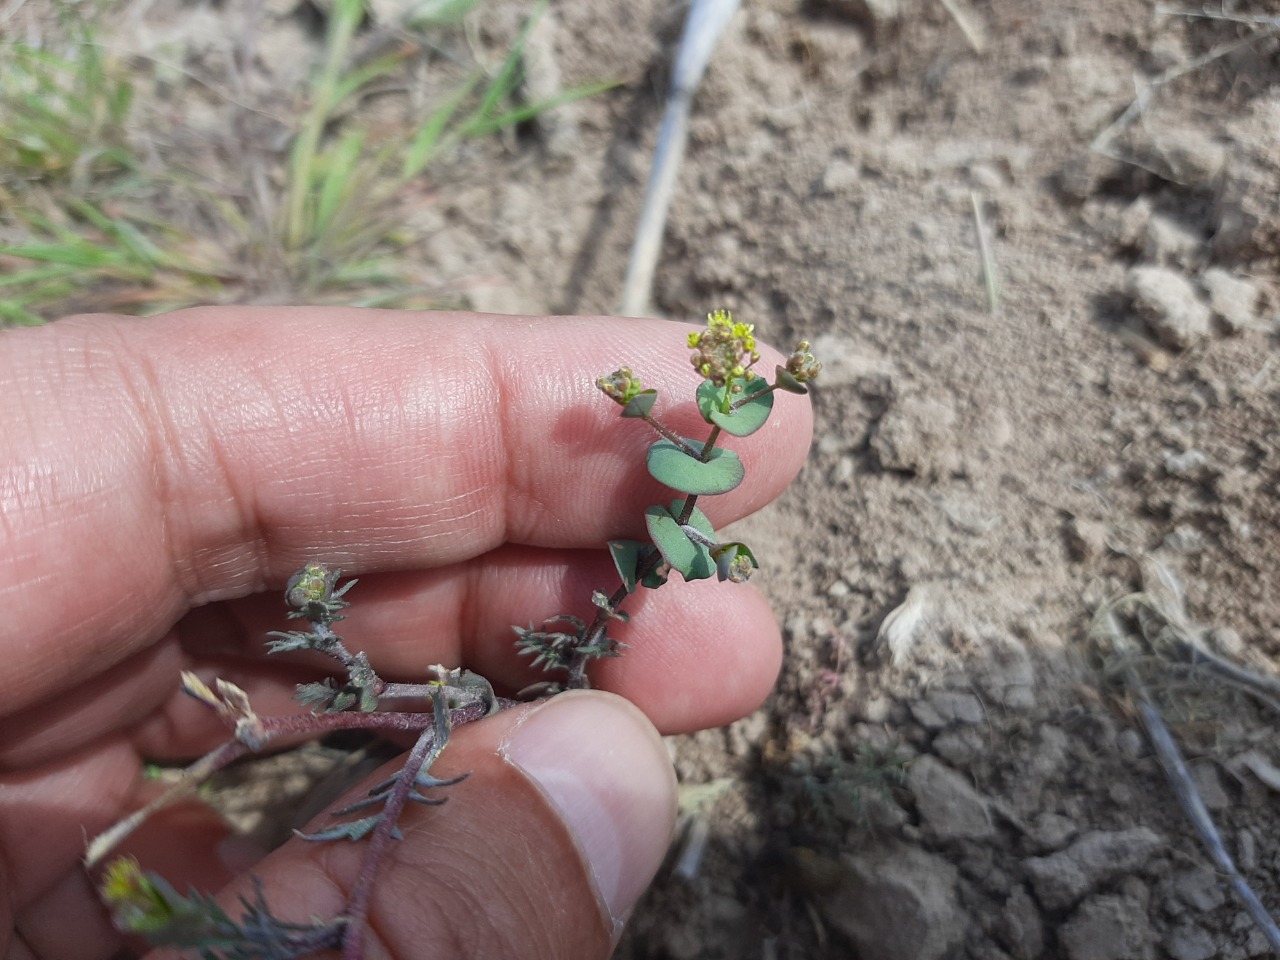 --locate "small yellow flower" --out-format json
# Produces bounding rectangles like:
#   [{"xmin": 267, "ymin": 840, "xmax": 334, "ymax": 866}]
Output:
[{"xmin": 689, "ymin": 309, "xmax": 761, "ymax": 387}]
